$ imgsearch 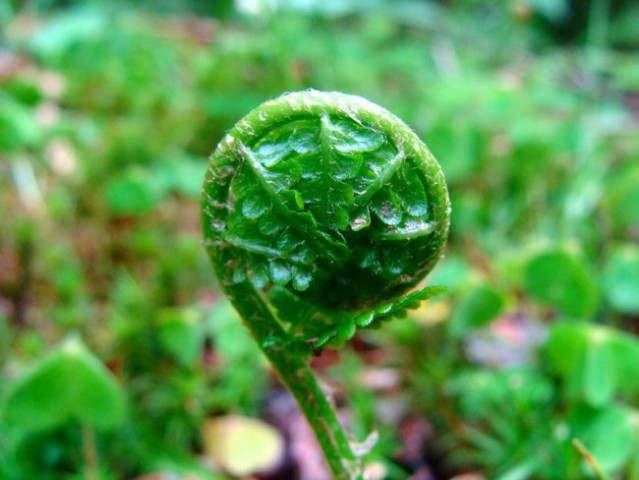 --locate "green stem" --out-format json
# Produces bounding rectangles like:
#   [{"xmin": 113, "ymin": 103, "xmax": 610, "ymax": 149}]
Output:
[
  {"xmin": 572, "ymin": 438, "xmax": 610, "ymax": 480},
  {"xmin": 221, "ymin": 278, "xmax": 363, "ymax": 480},
  {"xmin": 82, "ymin": 425, "xmax": 99, "ymax": 480}
]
